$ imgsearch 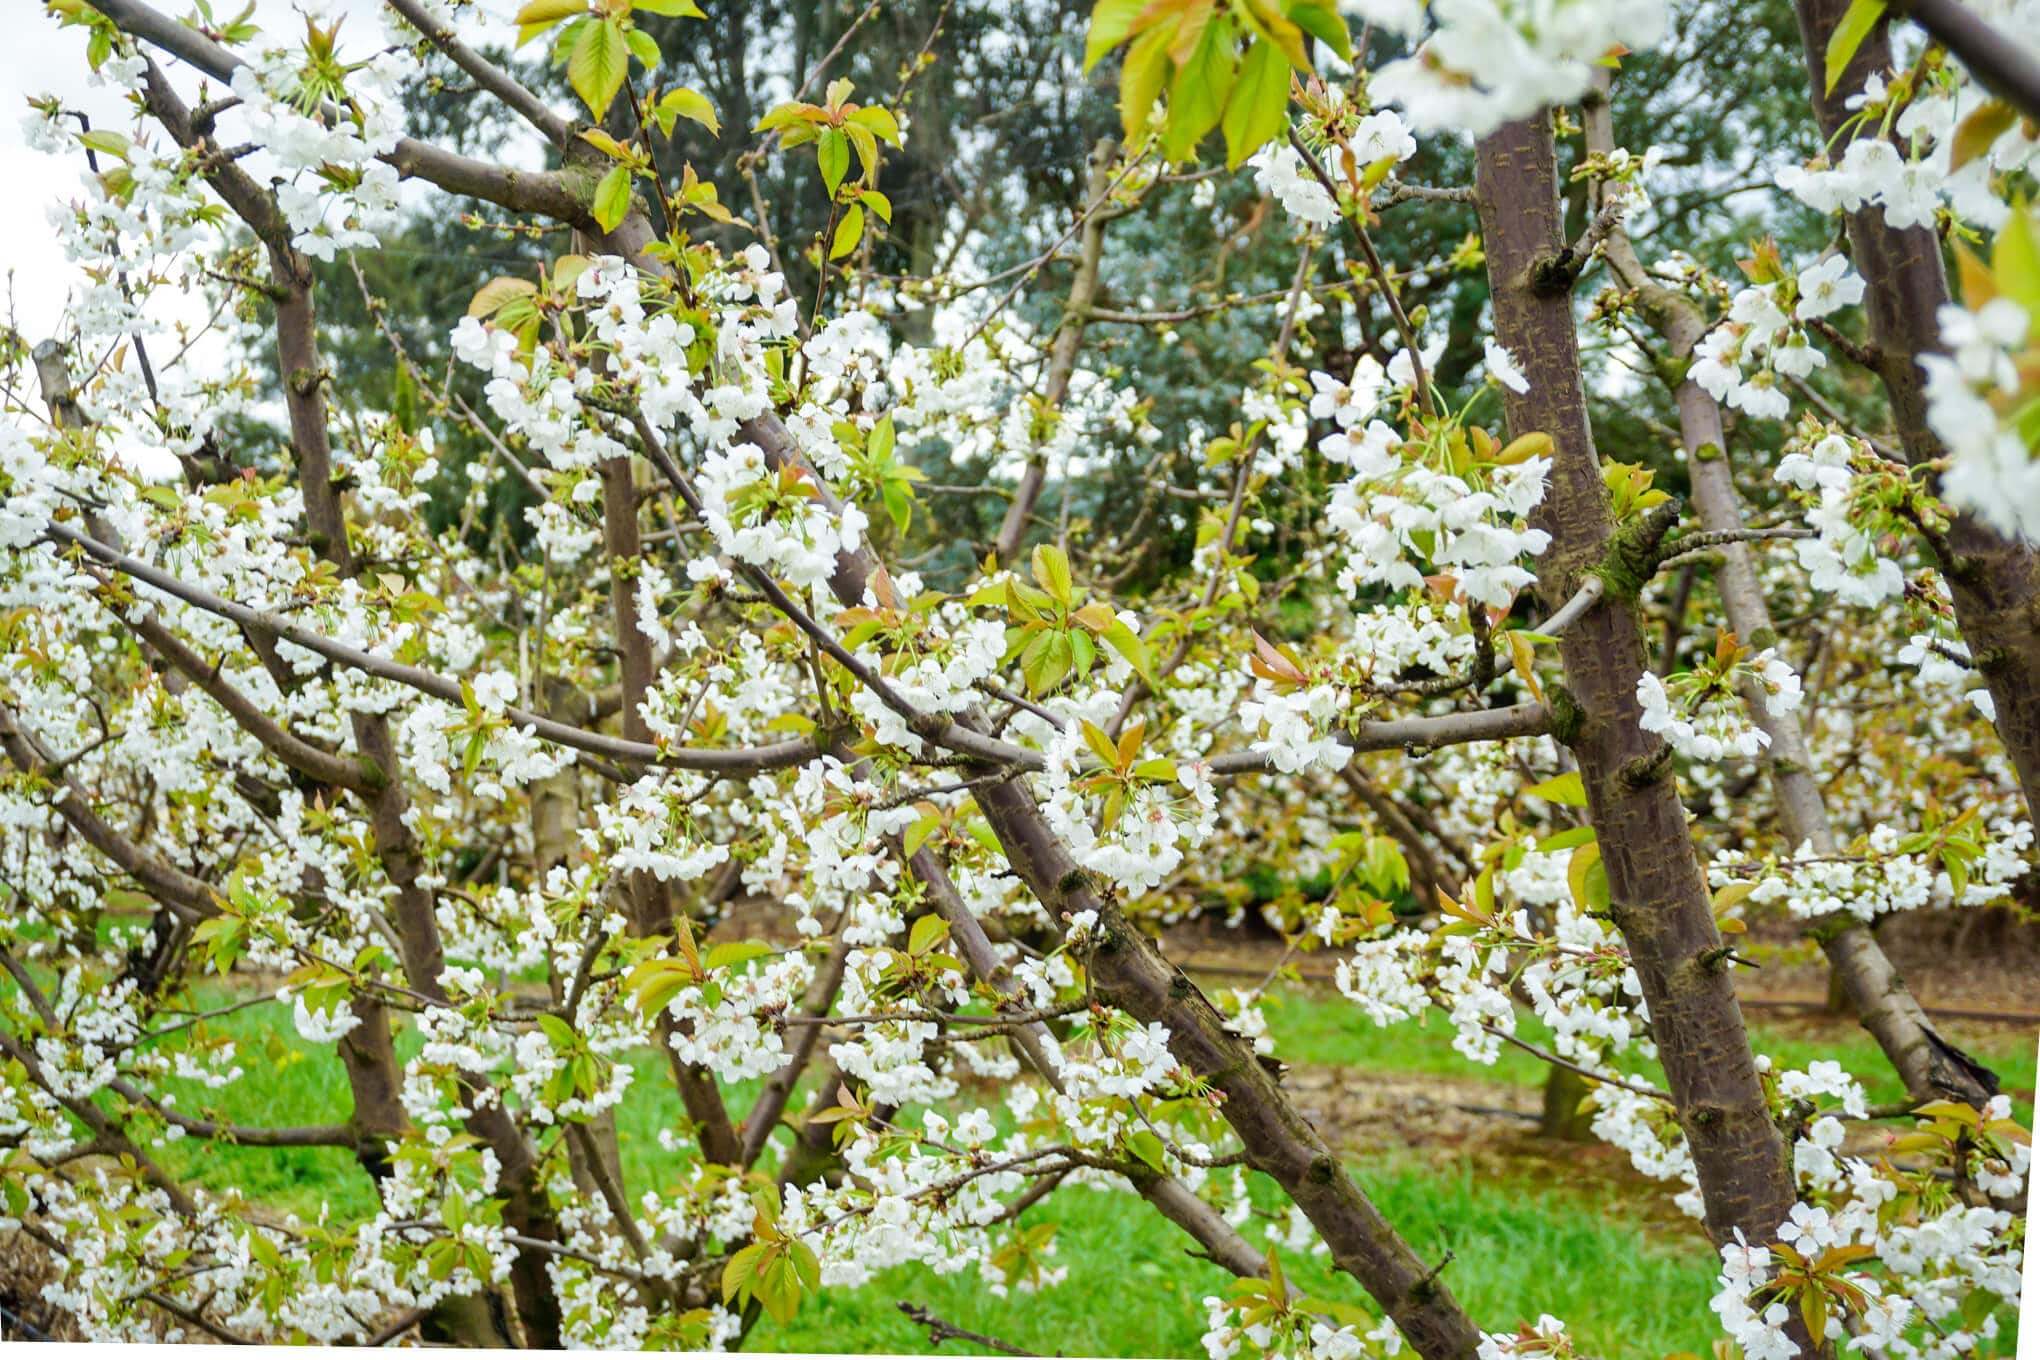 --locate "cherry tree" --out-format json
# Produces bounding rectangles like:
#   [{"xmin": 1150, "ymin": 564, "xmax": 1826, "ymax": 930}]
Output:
[{"xmin": 0, "ymin": 0, "xmax": 2033, "ymax": 1356}]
